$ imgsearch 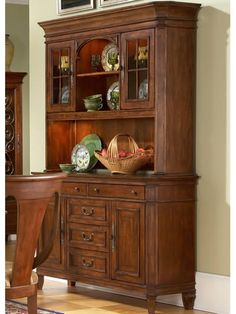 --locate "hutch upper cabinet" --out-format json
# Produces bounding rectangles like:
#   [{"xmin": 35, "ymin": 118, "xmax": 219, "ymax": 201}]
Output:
[{"xmin": 38, "ymin": 2, "xmax": 200, "ymax": 313}]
